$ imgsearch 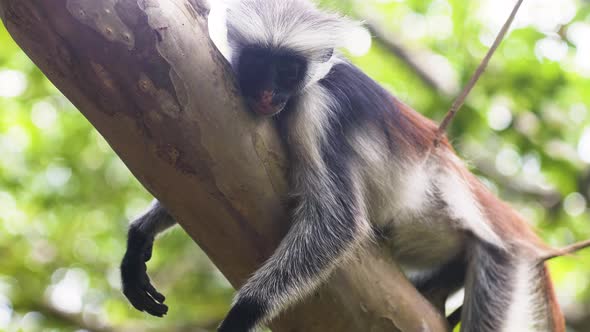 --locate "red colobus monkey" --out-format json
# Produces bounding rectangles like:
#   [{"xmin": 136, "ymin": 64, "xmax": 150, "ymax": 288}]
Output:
[{"xmin": 120, "ymin": 0, "xmax": 568, "ymax": 331}]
